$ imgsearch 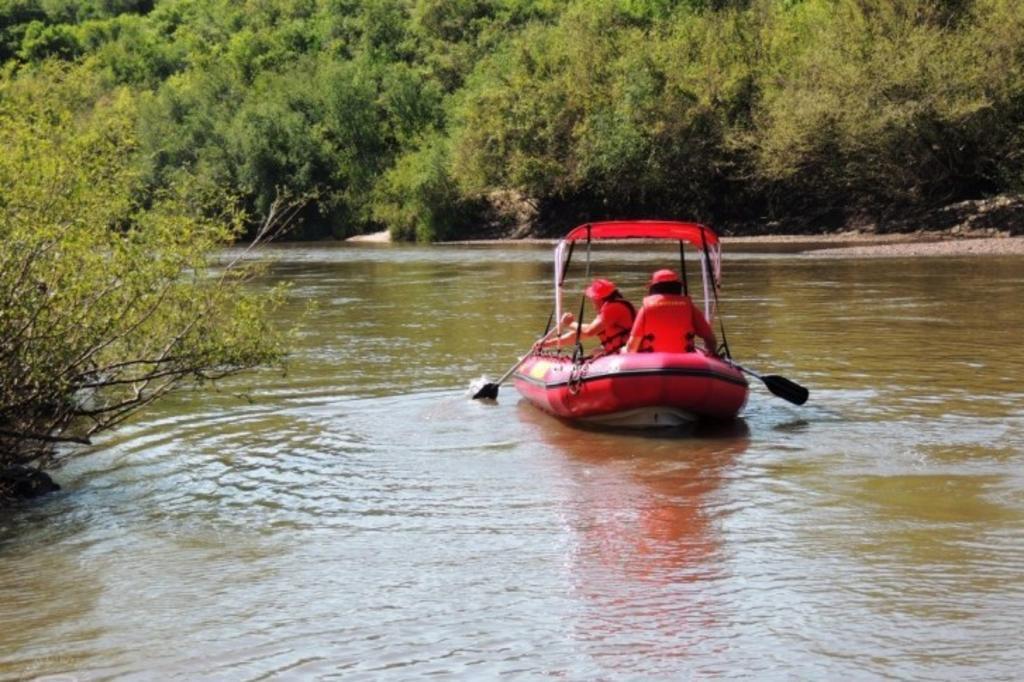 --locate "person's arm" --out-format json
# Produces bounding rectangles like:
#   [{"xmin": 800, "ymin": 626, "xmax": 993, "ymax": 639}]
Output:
[
  {"xmin": 692, "ymin": 307, "xmax": 718, "ymax": 354},
  {"xmin": 624, "ymin": 307, "xmax": 646, "ymax": 353},
  {"xmin": 579, "ymin": 314, "xmax": 604, "ymax": 337},
  {"xmin": 538, "ymin": 312, "xmax": 604, "ymax": 348}
]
